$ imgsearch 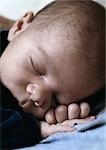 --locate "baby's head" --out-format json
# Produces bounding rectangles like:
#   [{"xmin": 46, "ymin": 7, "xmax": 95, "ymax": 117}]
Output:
[{"xmin": 0, "ymin": 0, "xmax": 105, "ymax": 119}]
